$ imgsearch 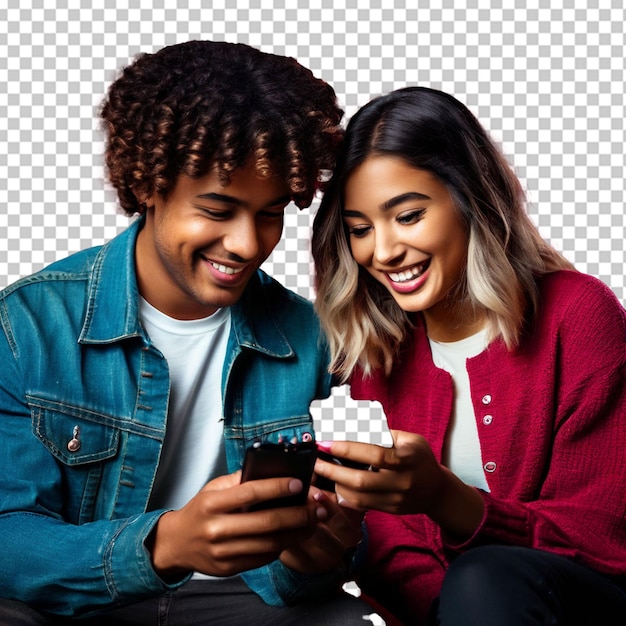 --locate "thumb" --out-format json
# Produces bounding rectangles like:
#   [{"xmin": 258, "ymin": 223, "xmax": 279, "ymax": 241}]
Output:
[
  {"xmin": 390, "ymin": 429, "xmax": 425, "ymax": 458},
  {"xmin": 390, "ymin": 429, "xmax": 420, "ymax": 447}
]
